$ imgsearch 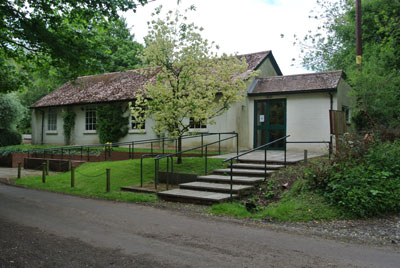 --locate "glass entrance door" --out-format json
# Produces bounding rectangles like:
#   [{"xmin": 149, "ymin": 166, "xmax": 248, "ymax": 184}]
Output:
[{"xmin": 254, "ymin": 99, "xmax": 286, "ymax": 150}]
